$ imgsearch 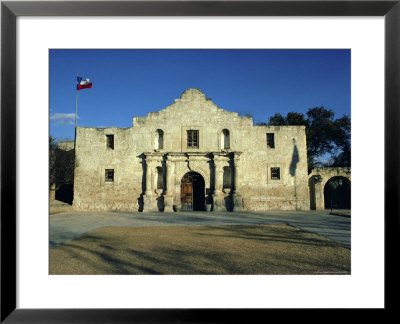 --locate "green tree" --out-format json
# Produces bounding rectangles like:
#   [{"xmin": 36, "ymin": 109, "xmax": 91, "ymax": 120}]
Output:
[
  {"xmin": 286, "ymin": 112, "xmax": 309, "ymax": 126},
  {"xmin": 306, "ymin": 107, "xmax": 337, "ymax": 167},
  {"xmin": 266, "ymin": 113, "xmax": 286, "ymax": 126},
  {"xmin": 49, "ymin": 136, "xmax": 75, "ymax": 203},
  {"xmin": 53, "ymin": 148, "xmax": 75, "ymax": 186},
  {"xmin": 49, "ymin": 136, "xmax": 57, "ymax": 187}
]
